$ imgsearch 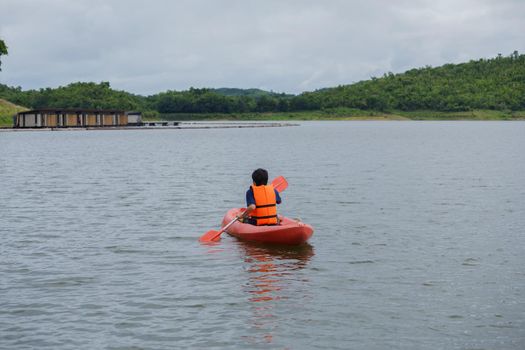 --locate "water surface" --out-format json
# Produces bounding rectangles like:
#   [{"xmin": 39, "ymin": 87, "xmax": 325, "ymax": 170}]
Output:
[{"xmin": 1, "ymin": 122, "xmax": 524, "ymax": 349}]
